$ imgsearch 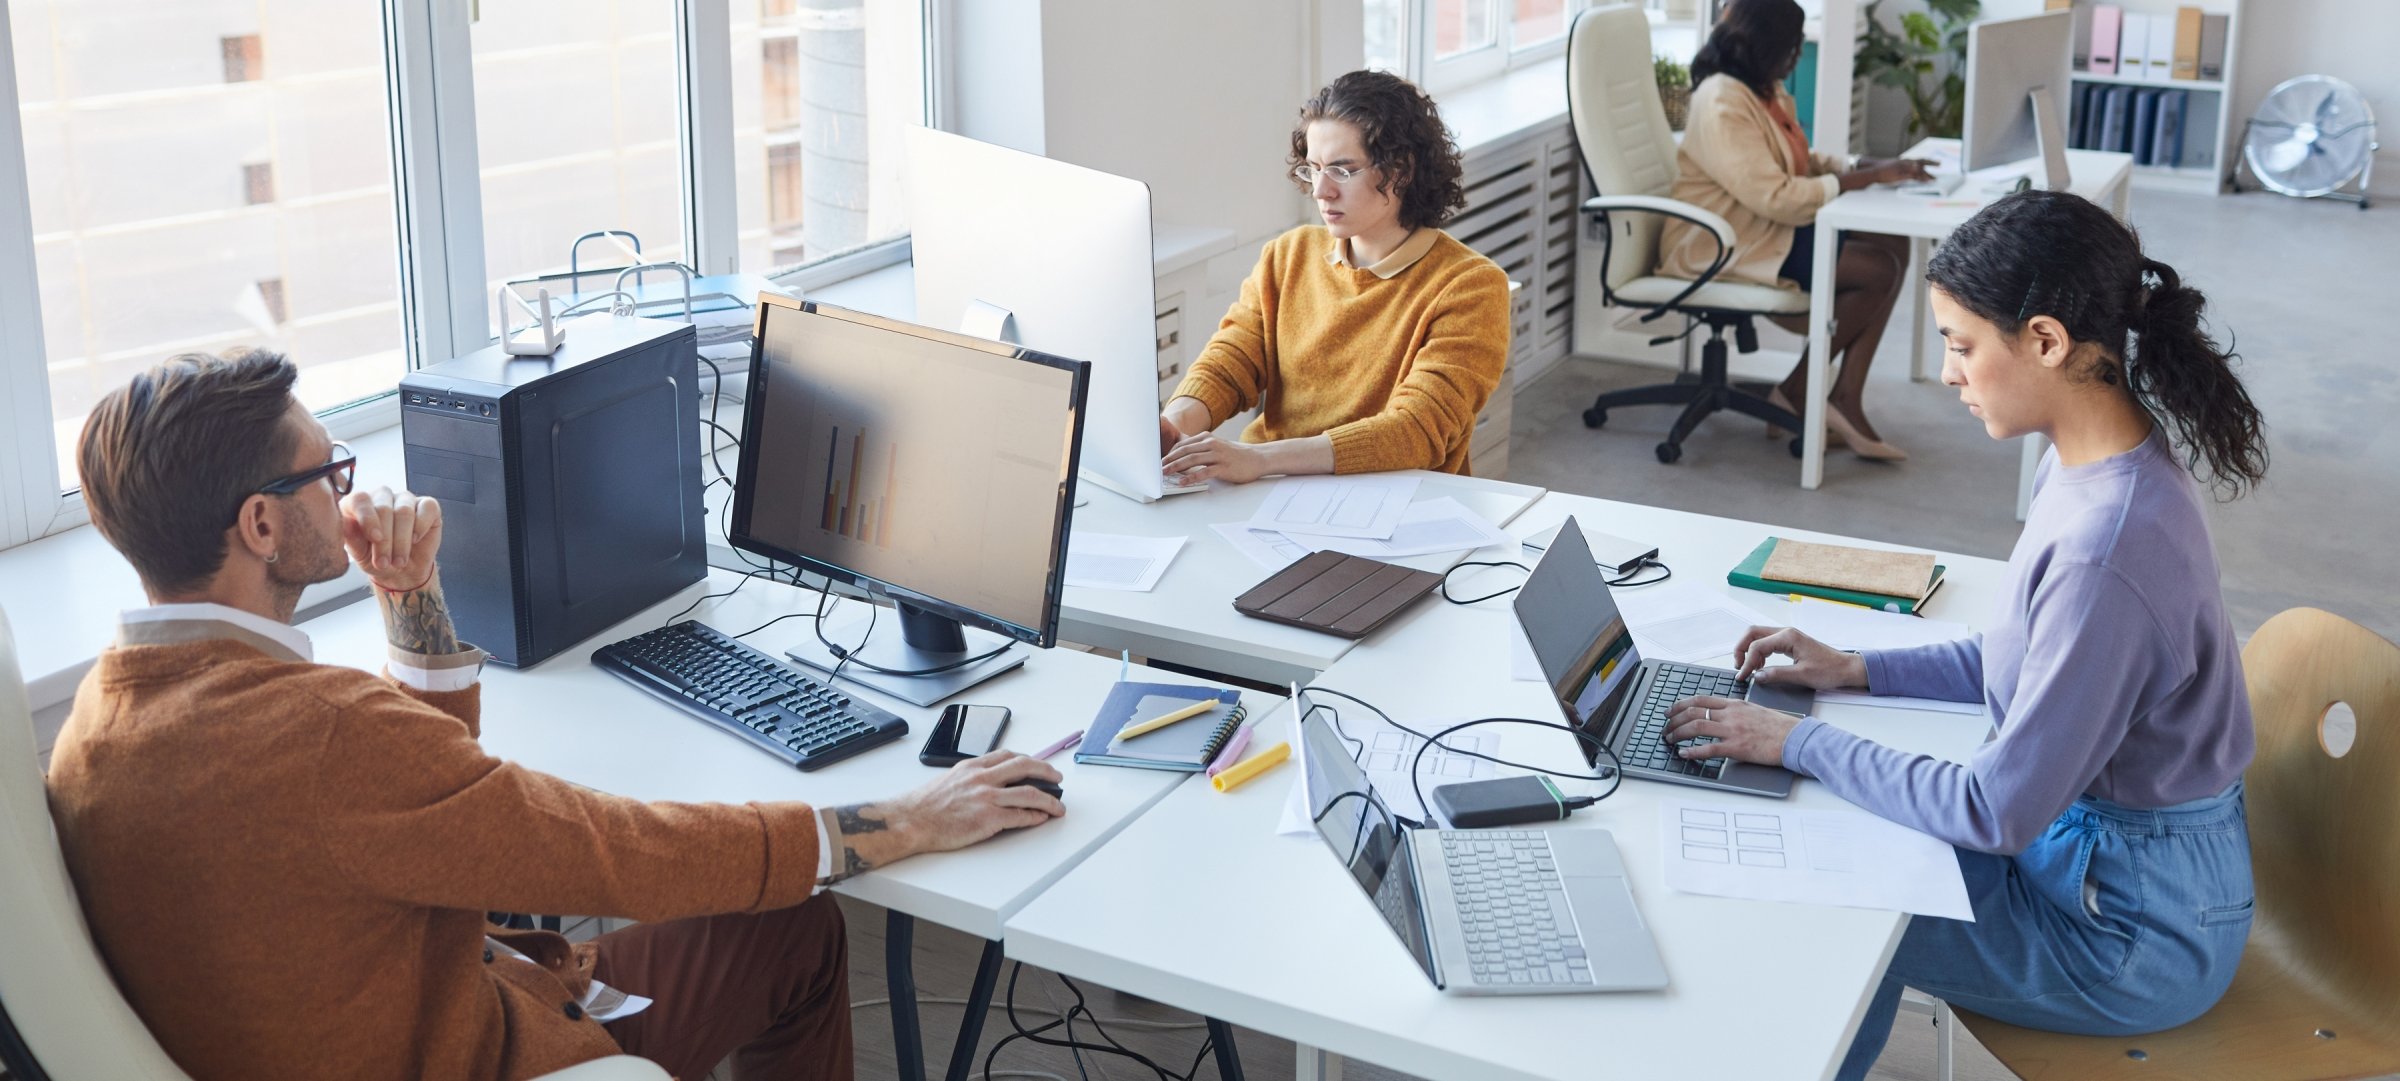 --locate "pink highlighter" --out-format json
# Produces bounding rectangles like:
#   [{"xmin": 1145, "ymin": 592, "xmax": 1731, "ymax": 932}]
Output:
[{"xmin": 1205, "ymin": 726, "xmax": 1255, "ymax": 777}]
